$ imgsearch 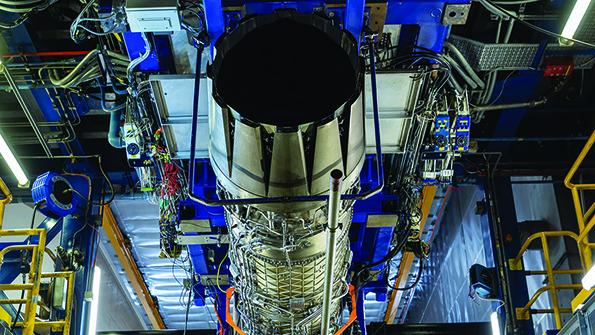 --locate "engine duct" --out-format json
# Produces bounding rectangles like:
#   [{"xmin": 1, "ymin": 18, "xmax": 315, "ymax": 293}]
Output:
[{"xmin": 209, "ymin": 11, "xmax": 364, "ymax": 334}]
